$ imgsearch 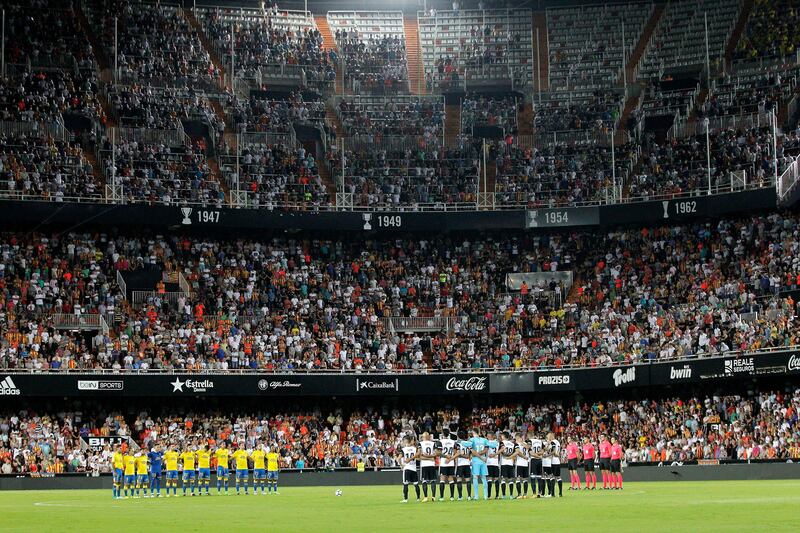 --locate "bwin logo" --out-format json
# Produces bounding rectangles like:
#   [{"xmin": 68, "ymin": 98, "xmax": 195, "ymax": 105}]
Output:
[
  {"xmin": 181, "ymin": 207, "xmax": 193, "ymax": 225},
  {"xmin": 363, "ymin": 213, "xmax": 372, "ymax": 230},
  {"xmin": 0, "ymin": 376, "xmax": 21, "ymax": 395}
]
